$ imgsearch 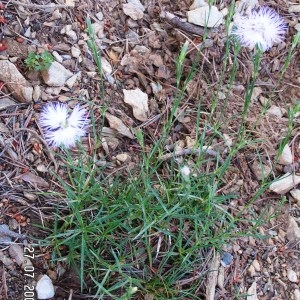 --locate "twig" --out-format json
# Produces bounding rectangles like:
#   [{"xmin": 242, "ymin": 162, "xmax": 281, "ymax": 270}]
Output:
[
  {"xmin": 0, "ymin": 225, "xmax": 26, "ymax": 240},
  {"xmin": 159, "ymin": 146, "xmax": 224, "ymax": 163},
  {"xmin": 160, "ymin": 11, "xmax": 206, "ymax": 36},
  {"xmin": 9, "ymin": 0, "xmax": 73, "ymax": 9}
]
